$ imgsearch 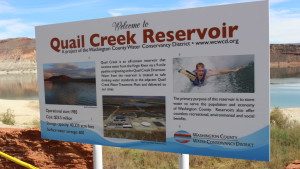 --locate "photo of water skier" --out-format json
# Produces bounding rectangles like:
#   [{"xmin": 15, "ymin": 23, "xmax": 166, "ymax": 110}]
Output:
[{"xmin": 173, "ymin": 55, "xmax": 254, "ymax": 93}]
